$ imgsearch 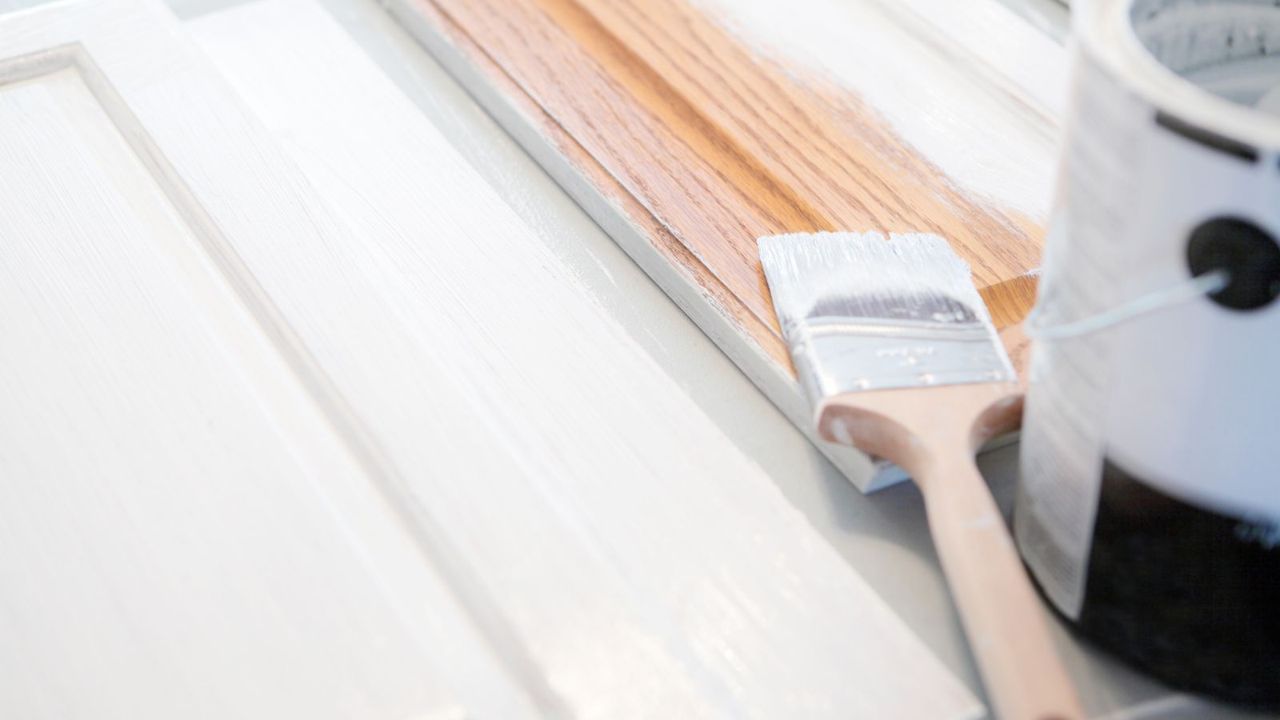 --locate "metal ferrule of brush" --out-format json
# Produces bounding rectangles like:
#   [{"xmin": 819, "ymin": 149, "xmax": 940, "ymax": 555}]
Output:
[{"xmin": 784, "ymin": 315, "xmax": 1015, "ymax": 407}]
